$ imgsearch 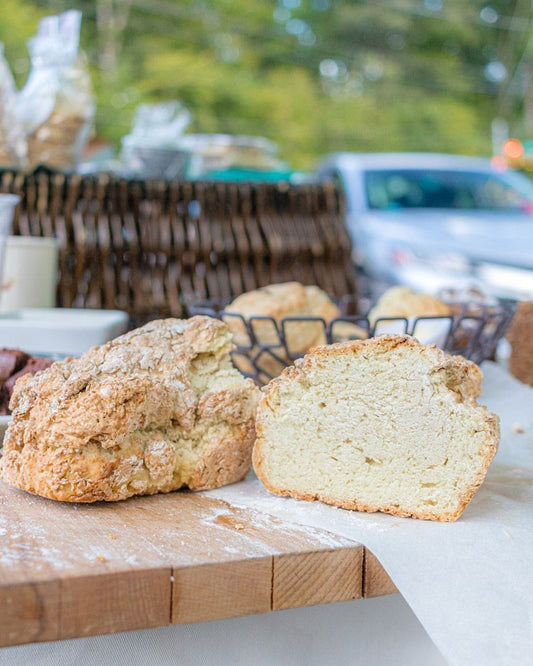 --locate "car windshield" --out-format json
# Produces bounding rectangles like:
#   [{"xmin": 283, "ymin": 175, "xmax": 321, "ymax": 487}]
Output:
[{"xmin": 364, "ymin": 168, "xmax": 533, "ymax": 211}]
